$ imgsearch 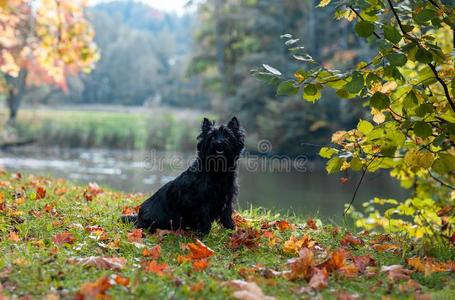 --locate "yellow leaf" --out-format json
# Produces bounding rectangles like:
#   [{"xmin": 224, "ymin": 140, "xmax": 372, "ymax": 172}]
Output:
[{"xmin": 317, "ymin": 0, "xmax": 331, "ymax": 7}]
